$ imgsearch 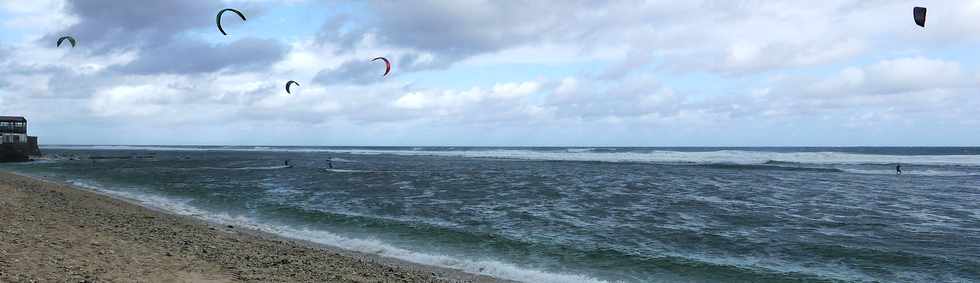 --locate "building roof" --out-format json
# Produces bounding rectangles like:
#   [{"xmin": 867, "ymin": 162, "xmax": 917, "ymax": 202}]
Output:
[{"xmin": 0, "ymin": 116, "xmax": 26, "ymax": 122}]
